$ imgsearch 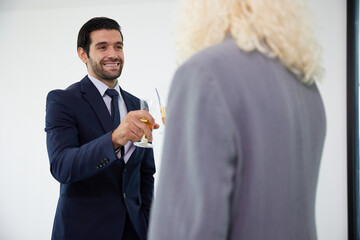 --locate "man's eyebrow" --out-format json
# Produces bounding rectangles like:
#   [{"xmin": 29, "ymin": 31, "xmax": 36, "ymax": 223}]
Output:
[{"xmin": 95, "ymin": 41, "xmax": 123, "ymax": 46}]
